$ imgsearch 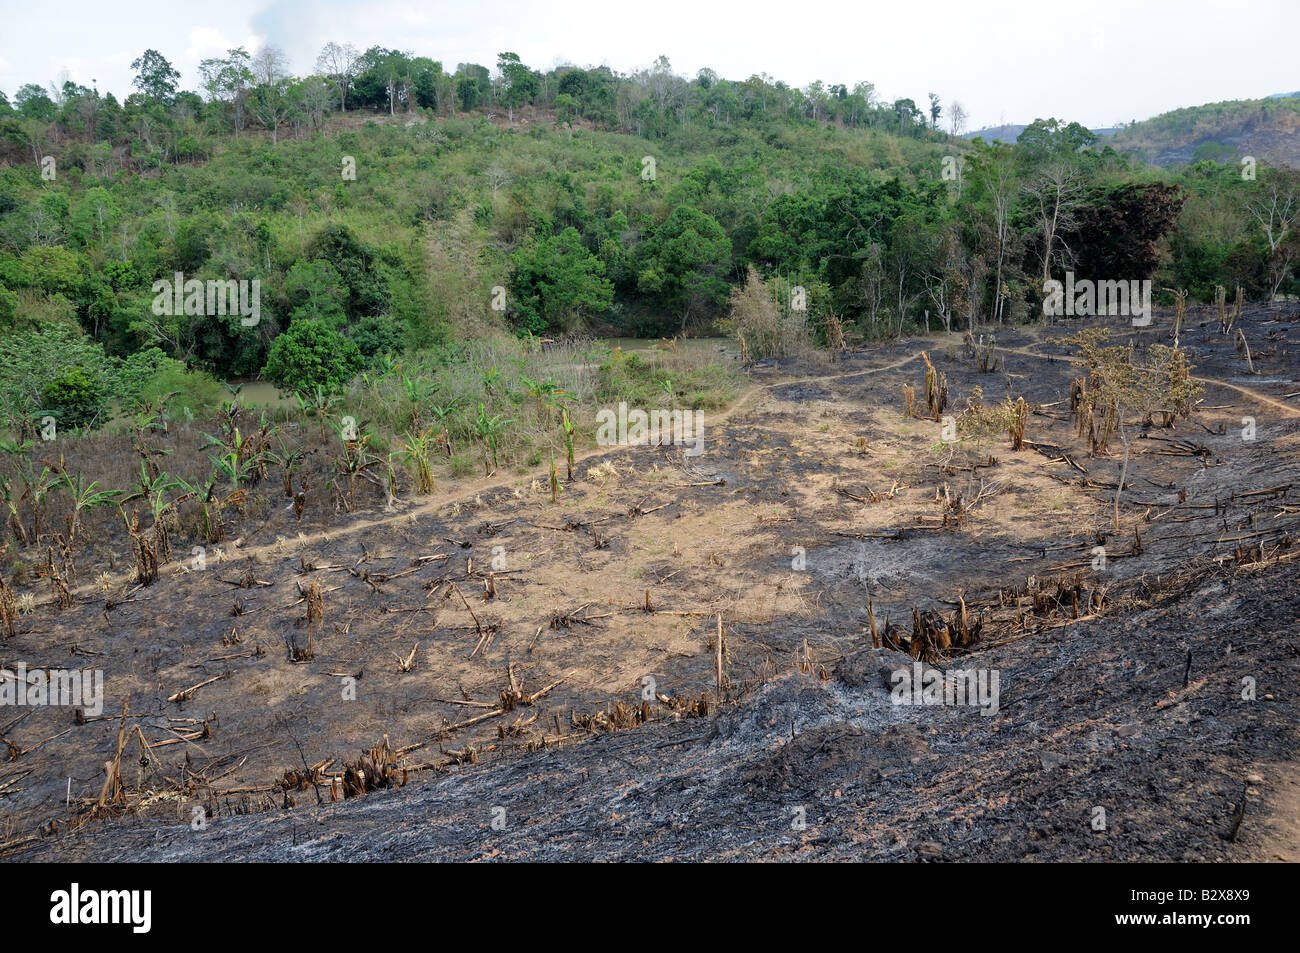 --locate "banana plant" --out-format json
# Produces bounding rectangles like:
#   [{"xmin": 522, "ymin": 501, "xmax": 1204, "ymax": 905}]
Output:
[
  {"xmin": 1, "ymin": 439, "xmax": 52, "ymax": 542},
  {"xmin": 331, "ymin": 420, "xmax": 381, "ymax": 512},
  {"xmin": 209, "ymin": 448, "xmax": 258, "ymax": 495},
  {"xmin": 296, "ymin": 386, "xmax": 342, "ymax": 440},
  {"xmin": 131, "ymin": 390, "xmax": 180, "ymax": 437},
  {"xmin": 658, "ymin": 377, "xmax": 676, "ymax": 409},
  {"xmin": 60, "ymin": 471, "xmax": 123, "ymax": 545},
  {"xmin": 266, "ymin": 437, "xmax": 305, "ymax": 498},
  {"xmin": 361, "ymin": 353, "xmax": 402, "ymax": 389},
  {"xmin": 0, "ymin": 436, "xmax": 33, "ymax": 464},
  {"xmin": 561, "ymin": 408, "xmax": 576, "ymax": 481},
  {"xmin": 520, "ymin": 375, "xmax": 573, "ymax": 425},
  {"xmin": 19, "ymin": 464, "xmax": 56, "ymax": 543},
  {"xmin": 428, "ymin": 396, "xmax": 465, "ymax": 455},
  {"xmin": 174, "ymin": 475, "xmax": 245, "ymax": 545},
  {"xmin": 473, "ymin": 403, "xmax": 514, "ymax": 475},
  {"xmin": 399, "ymin": 372, "xmax": 437, "ymax": 430},
  {"xmin": 0, "ymin": 473, "xmax": 27, "ymax": 545},
  {"xmin": 208, "ymin": 383, "xmax": 246, "ymax": 447},
  {"xmin": 121, "ymin": 469, "xmax": 185, "ymax": 562},
  {"xmin": 395, "ymin": 429, "xmax": 436, "ymax": 494}
]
